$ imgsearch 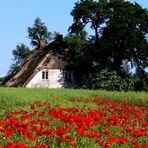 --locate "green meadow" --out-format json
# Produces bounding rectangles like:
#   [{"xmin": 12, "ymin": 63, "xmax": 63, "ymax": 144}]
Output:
[
  {"xmin": 0, "ymin": 87, "xmax": 148, "ymax": 147},
  {"xmin": 0, "ymin": 87, "xmax": 147, "ymax": 115}
]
